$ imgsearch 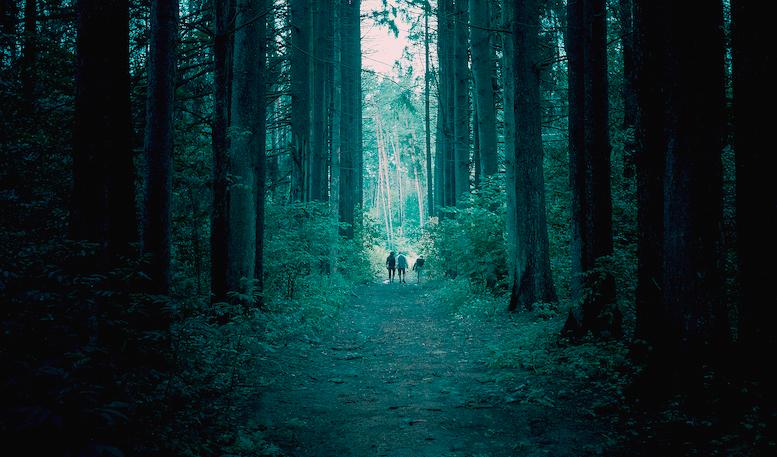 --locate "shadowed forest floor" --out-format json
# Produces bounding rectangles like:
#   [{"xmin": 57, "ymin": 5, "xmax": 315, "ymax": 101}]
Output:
[{"xmin": 252, "ymin": 282, "xmax": 615, "ymax": 456}]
